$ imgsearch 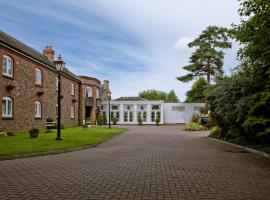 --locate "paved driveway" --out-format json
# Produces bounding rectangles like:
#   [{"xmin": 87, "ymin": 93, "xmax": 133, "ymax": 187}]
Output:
[{"xmin": 0, "ymin": 125, "xmax": 269, "ymax": 200}]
